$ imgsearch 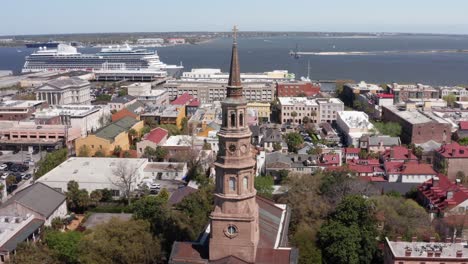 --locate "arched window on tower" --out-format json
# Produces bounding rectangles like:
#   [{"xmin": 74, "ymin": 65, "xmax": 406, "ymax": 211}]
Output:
[
  {"xmin": 231, "ymin": 112, "xmax": 236, "ymax": 127},
  {"xmin": 243, "ymin": 176, "xmax": 248, "ymax": 191},
  {"xmin": 239, "ymin": 112, "xmax": 244, "ymax": 127},
  {"xmin": 229, "ymin": 177, "xmax": 236, "ymax": 191},
  {"xmin": 223, "ymin": 112, "xmax": 227, "ymax": 127}
]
